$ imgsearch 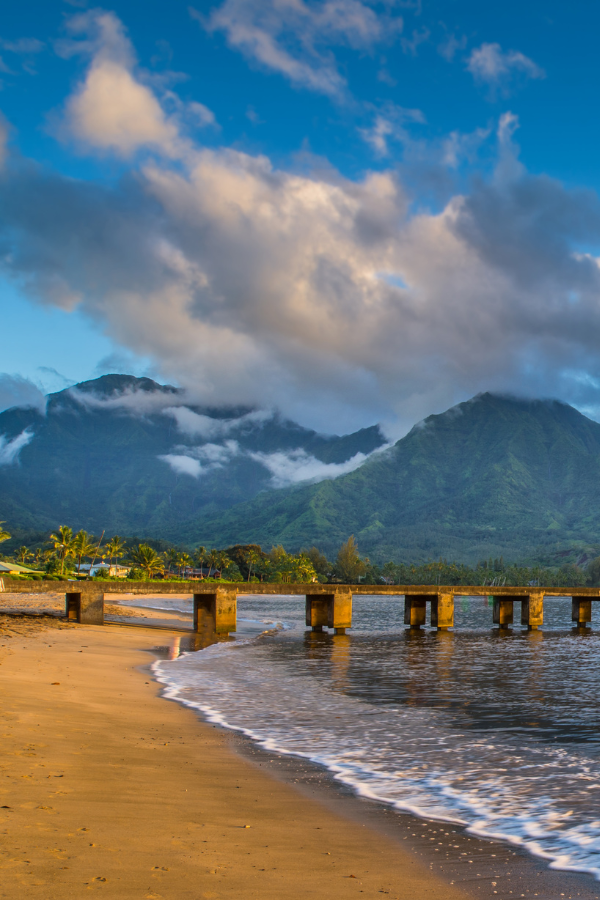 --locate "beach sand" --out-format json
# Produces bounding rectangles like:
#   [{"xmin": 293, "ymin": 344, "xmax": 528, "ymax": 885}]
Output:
[{"xmin": 0, "ymin": 613, "xmax": 597, "ymax": 900}]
